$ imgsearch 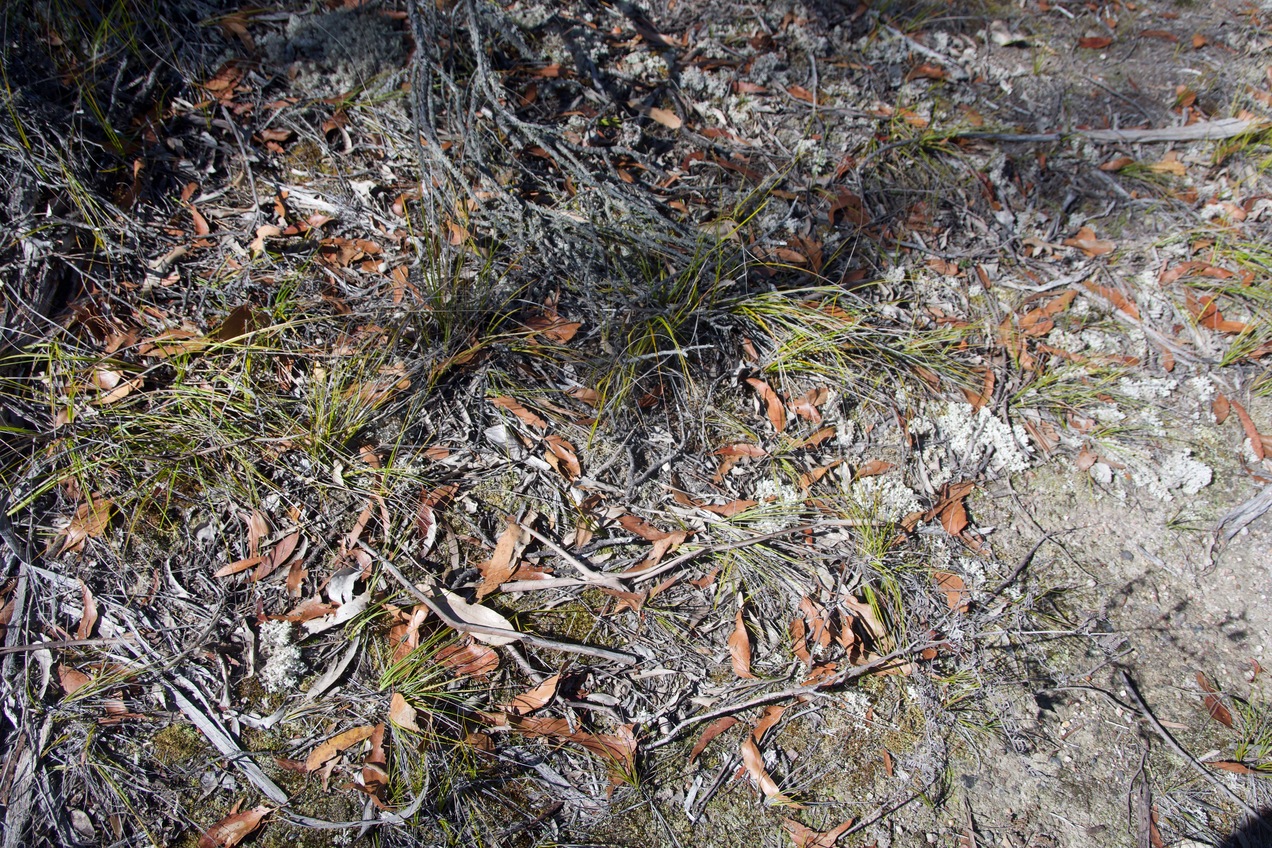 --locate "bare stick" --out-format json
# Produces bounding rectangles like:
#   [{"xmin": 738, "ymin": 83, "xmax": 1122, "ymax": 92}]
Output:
[
  {"xmin": 646, "ymin": 643, "xmax": 924, "ymax": 749},
  {"xmin": 517, "ymin": 524, "xmax": 625, "ymax": 590}
]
